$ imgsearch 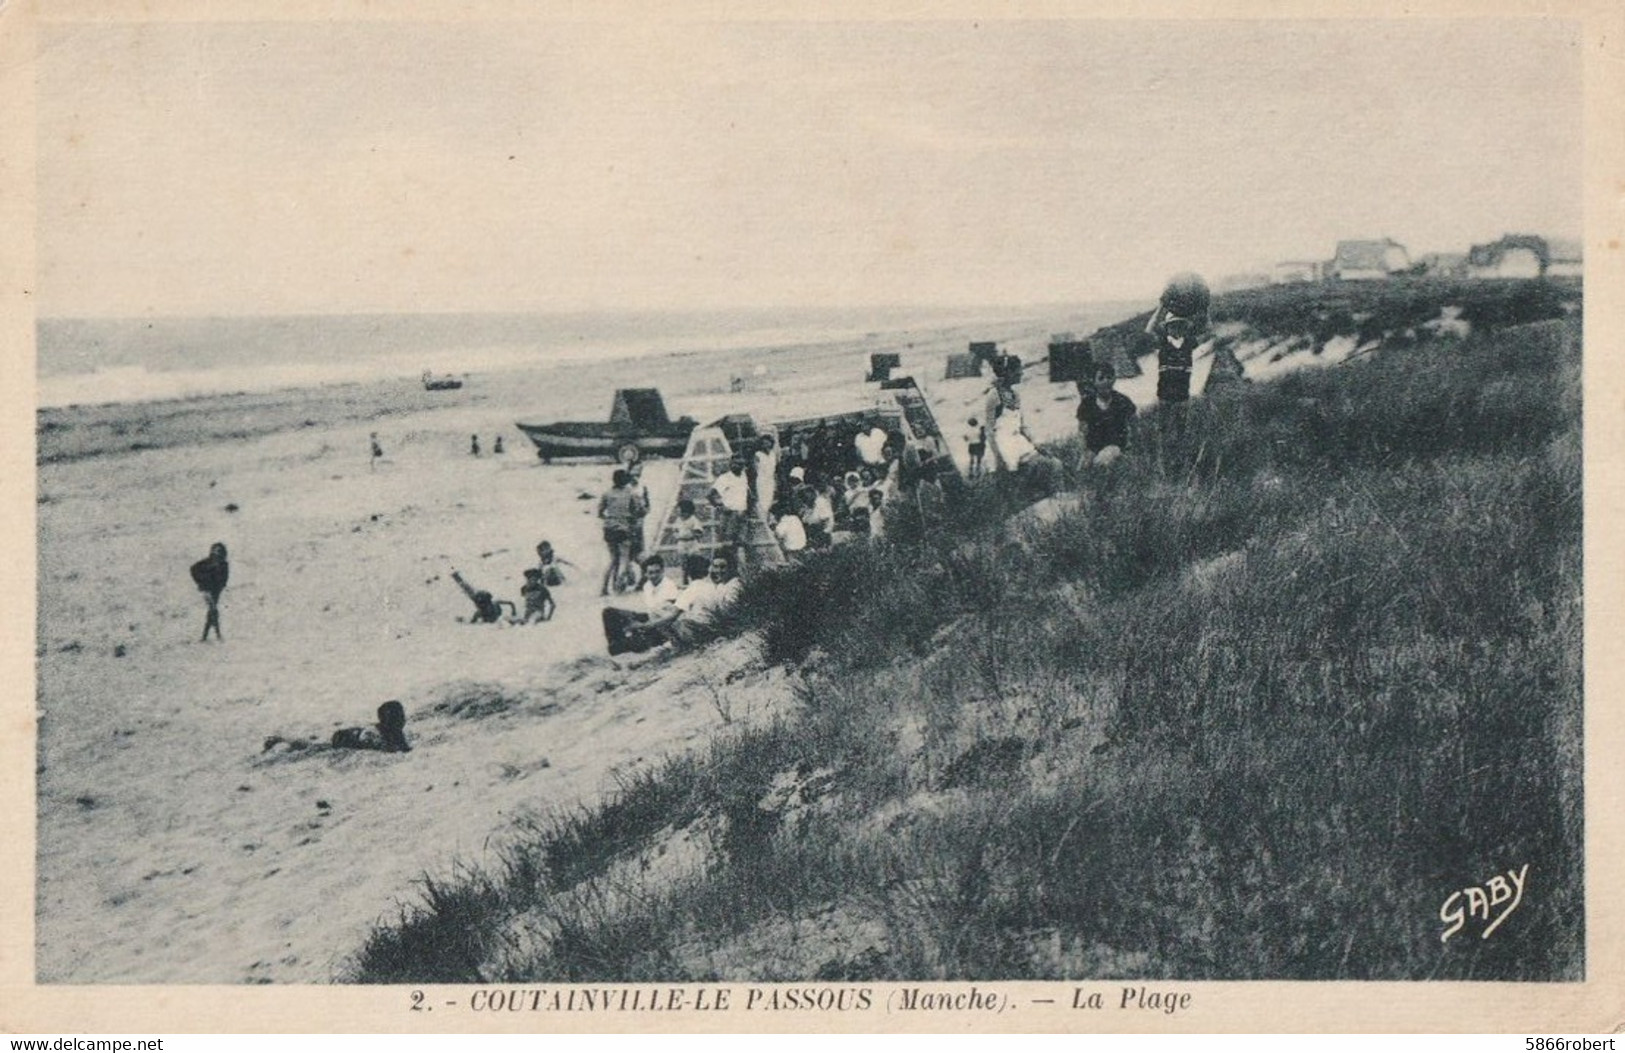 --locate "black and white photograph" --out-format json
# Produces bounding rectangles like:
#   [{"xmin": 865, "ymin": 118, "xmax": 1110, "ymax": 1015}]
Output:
[{"xmin": 5, "ymin": 0, "xmax": 1622, "ymax": 1034}]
